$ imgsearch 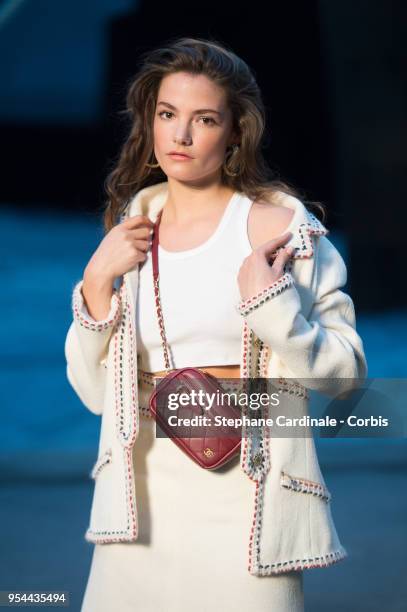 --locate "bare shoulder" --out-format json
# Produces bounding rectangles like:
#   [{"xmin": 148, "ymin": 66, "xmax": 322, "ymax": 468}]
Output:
[{"xmin": 247, "ymin": 191, "xmax": 296, "ymax": 251}]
